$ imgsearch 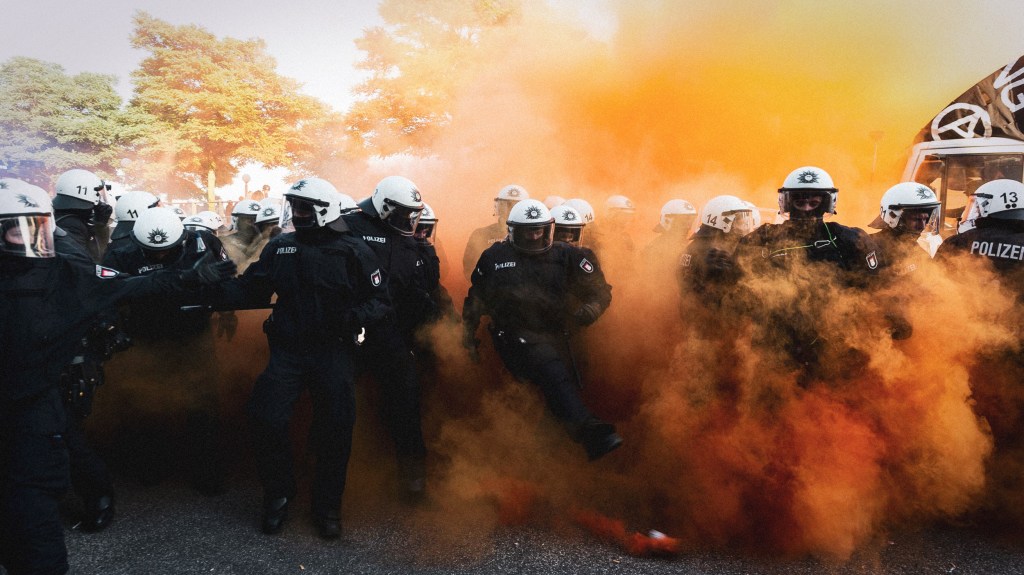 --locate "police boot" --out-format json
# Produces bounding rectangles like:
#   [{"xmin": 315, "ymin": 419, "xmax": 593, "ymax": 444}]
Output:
[
  {"xmin": 261, "ymin": 496, "xmax": 289, "ymax": 535},
  {"xmin": 581, "ymin": 421, "xmax": 623, "ymax": 461},
  {"xmin": 312, "ymin": 509, "xmax": 342, "ymax": 540},
  {"xmin": 81, "ymin": 494, "xmax": 115, "ymax": 533}
]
